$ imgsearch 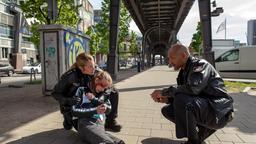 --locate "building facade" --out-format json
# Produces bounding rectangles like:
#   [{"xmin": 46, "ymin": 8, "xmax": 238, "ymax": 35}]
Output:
[
  {"xmin": 247, "ymin": 19, "xmax": 256, "ymax": 45},
  {"xmin": 77, "ymin": 0, "xmax": 93, "ymax": 32},
  {"xmin": 0, "ymin": 0, "xmax": 37, "ymax": 70},
  {"xmin": 93, "ymin": 10, "xmax": 101, "ymax": 24}
]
